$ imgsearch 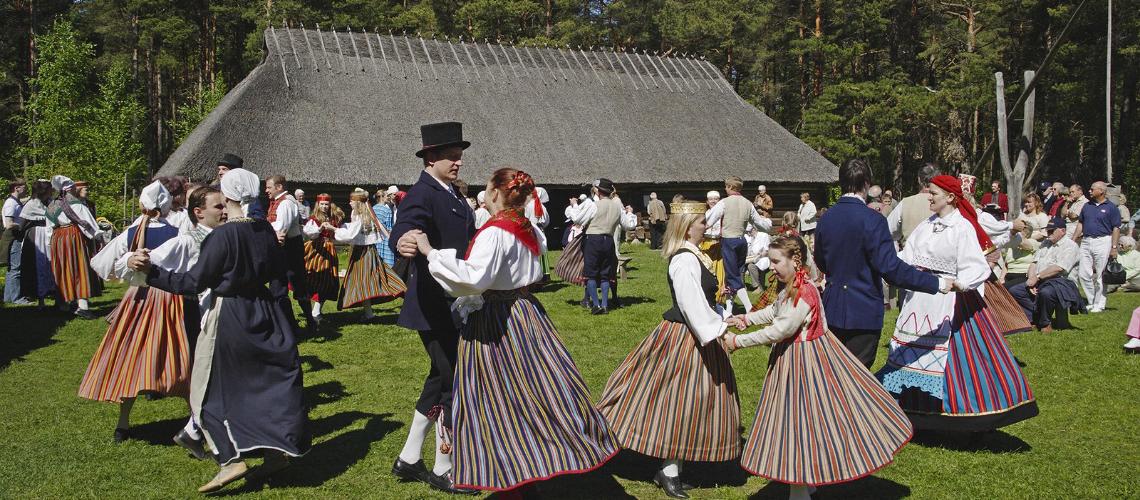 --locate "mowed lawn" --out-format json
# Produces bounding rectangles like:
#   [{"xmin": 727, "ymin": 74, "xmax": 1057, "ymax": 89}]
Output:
[{"xmin": 1, "ymin": 244, "xmax": 1138, "ymax": 498}]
